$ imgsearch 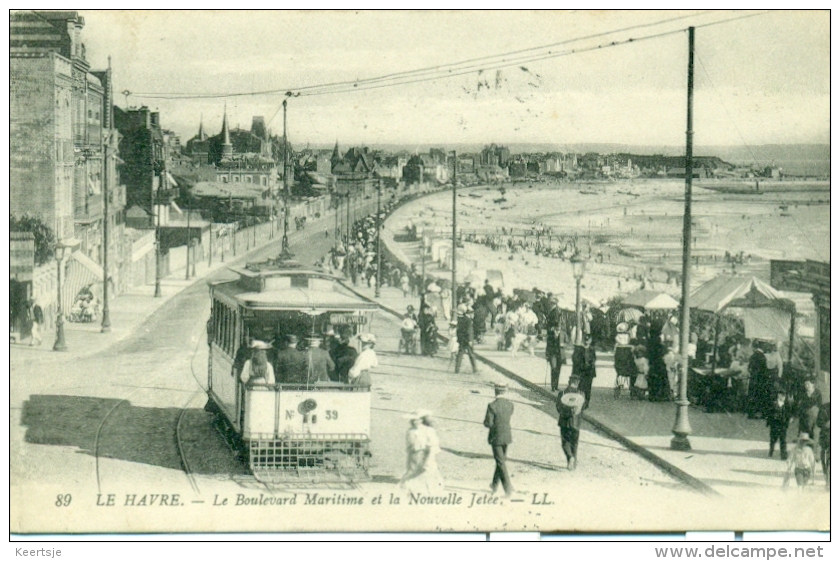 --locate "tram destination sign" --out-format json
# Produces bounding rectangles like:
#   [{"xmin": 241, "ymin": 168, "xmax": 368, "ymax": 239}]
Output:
[{"xmin": 330, "ymin": 313, "xmax": 368, "ymax": 325}]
